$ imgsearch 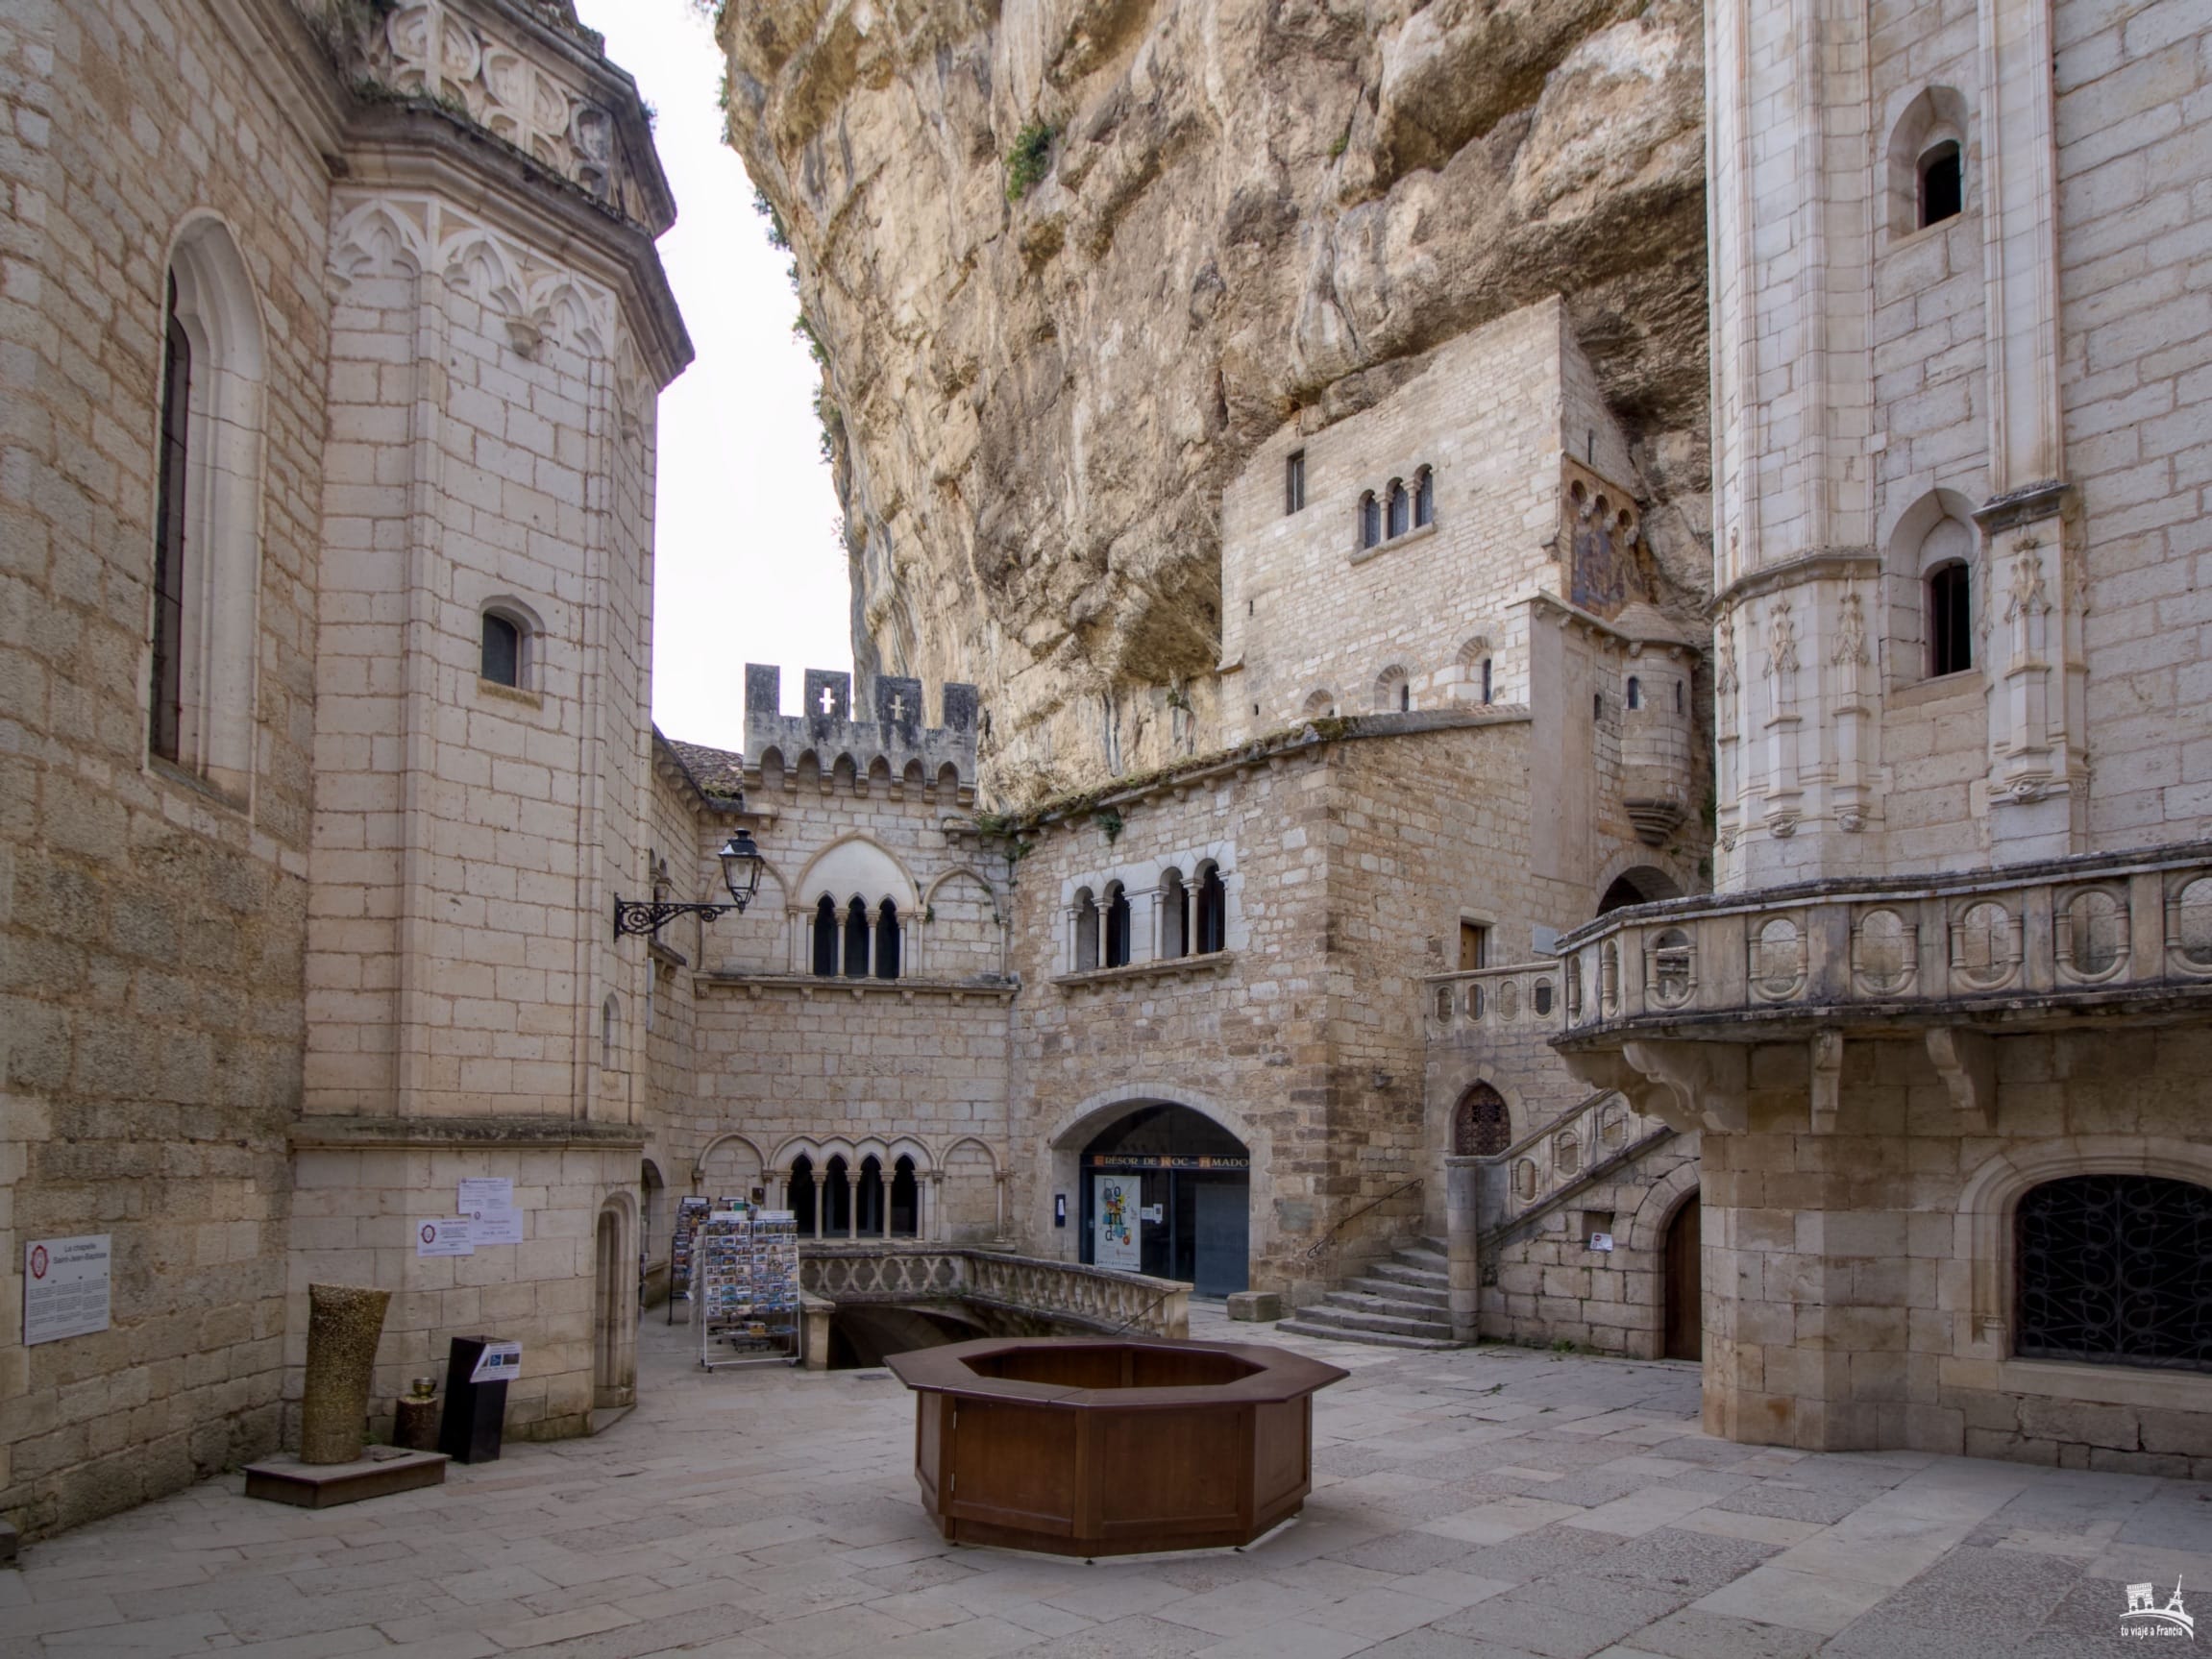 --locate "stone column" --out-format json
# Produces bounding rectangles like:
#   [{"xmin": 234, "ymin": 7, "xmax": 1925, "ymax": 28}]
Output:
[
  {"xmin": 298, "ymin": 1283, "xmax": 392, "ymax": 1465},
  {"xmin": 811, "ymin": 1171, "xmax": 825, "ymax": 1240},
  {"xmin": 1444, "ymin": 1156, "xmax": 1483, "ymax": 1344}
]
